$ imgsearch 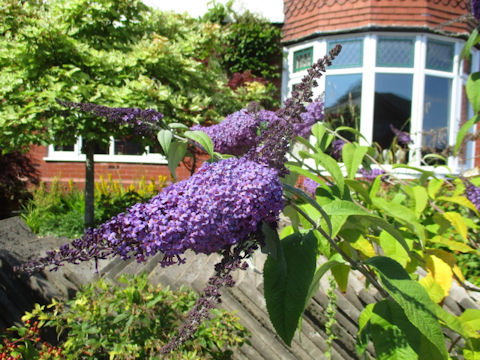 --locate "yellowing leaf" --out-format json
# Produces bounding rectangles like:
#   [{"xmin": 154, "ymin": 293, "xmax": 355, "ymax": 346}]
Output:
[
  {"xmin": 424, "ymin": 253, "xmax": 453, "ymax": 299},
  {"xmin": 419, "ymin": 275, "xmax": 445, "ymax": 303},
  {"xmin": 350, "ymin": 234, "xmax": 376, "ymax": 258},
  {"xmin": 460, "ymin": 309, "xmax": 480, "ymax": 334},
  {"xmin": 430, "ymin": 235, "xmax": 476, "ymax": 253},
  {"xmin": 443, "ymin": 212, "xmax": 469, "ymax": 241},
  {"xmin": 437, "ymin": 195, "xmax": 479, "ymax": 214}
]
